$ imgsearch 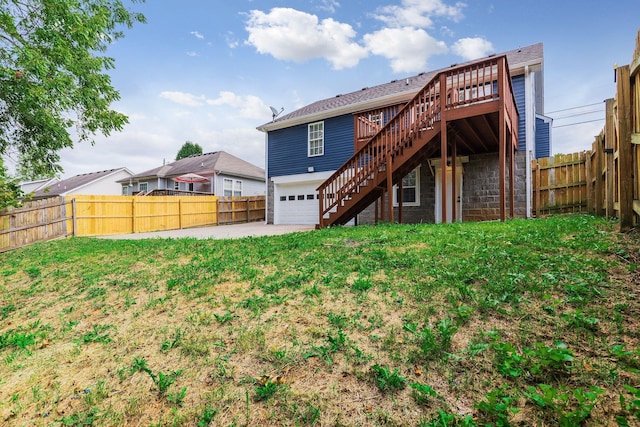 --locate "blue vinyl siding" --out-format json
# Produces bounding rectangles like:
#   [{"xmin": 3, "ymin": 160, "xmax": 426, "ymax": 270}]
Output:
[
  {"xmin": 512, "ymin": 75, "xmax": 526, "ymax": 151},
  {"xmin": 268, "ymin": 114, "xmax": 354, "ymax": 178},
  {"xmin": 535, "ymin": 117, "xmax": 551, "ymax": 158}
]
